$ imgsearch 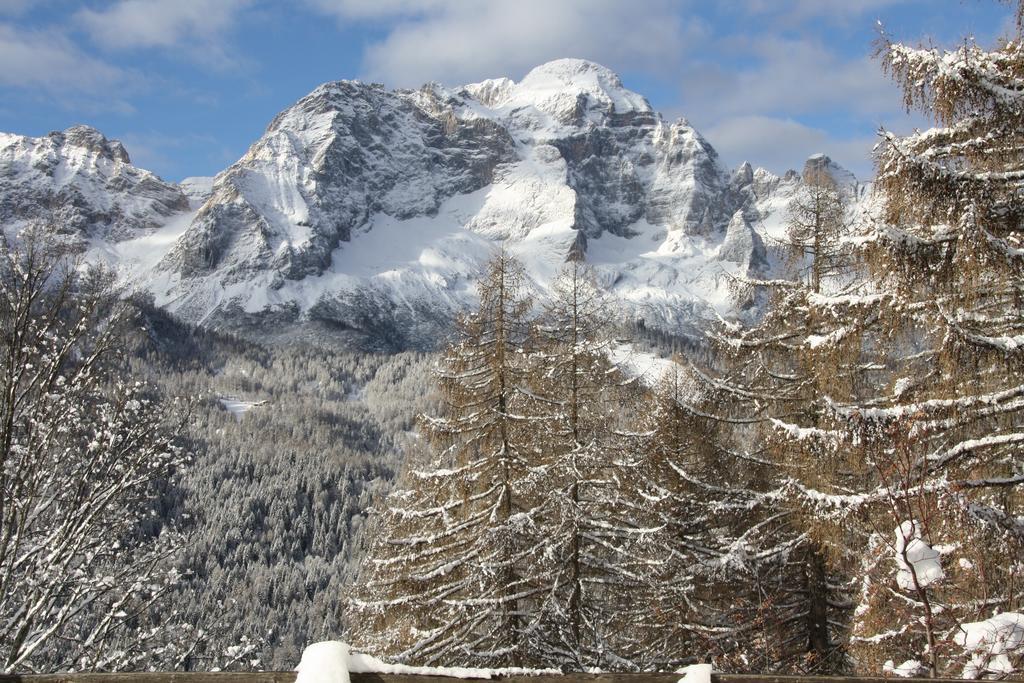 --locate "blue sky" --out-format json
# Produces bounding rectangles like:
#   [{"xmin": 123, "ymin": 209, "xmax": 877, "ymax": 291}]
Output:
[{"xmin": 0, "ymin": 0, "xmax": 1012, "ymax": 182}]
